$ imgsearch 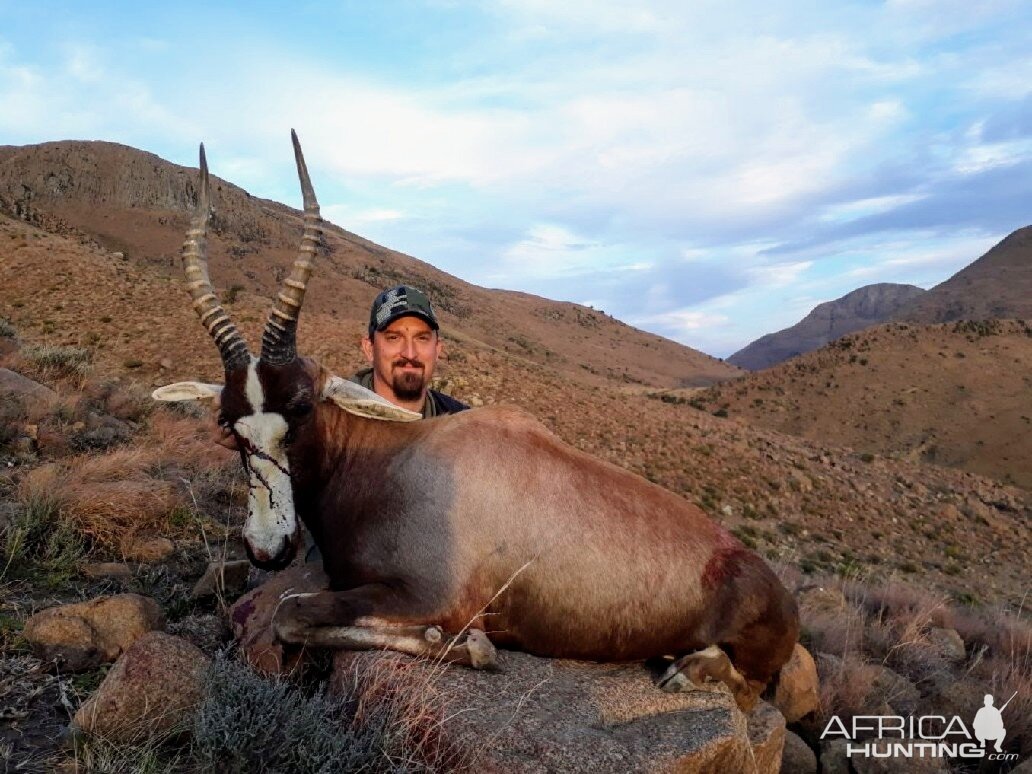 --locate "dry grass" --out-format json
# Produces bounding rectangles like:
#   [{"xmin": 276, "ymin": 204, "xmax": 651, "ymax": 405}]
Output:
[
  {"xmin": 338, "ymin": 654, "xmax": 476, "ymax": 772},
  {"xmin": 14, "ymin": 406, "xmax": 240, "ymax": 554},
  {"xmin": 798, "ymin": 574, "xmax": 1032, "ymax": 759},
  {"xmin": 15, "ymin": 344, "xmax": 92, "ymax": 385}
]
